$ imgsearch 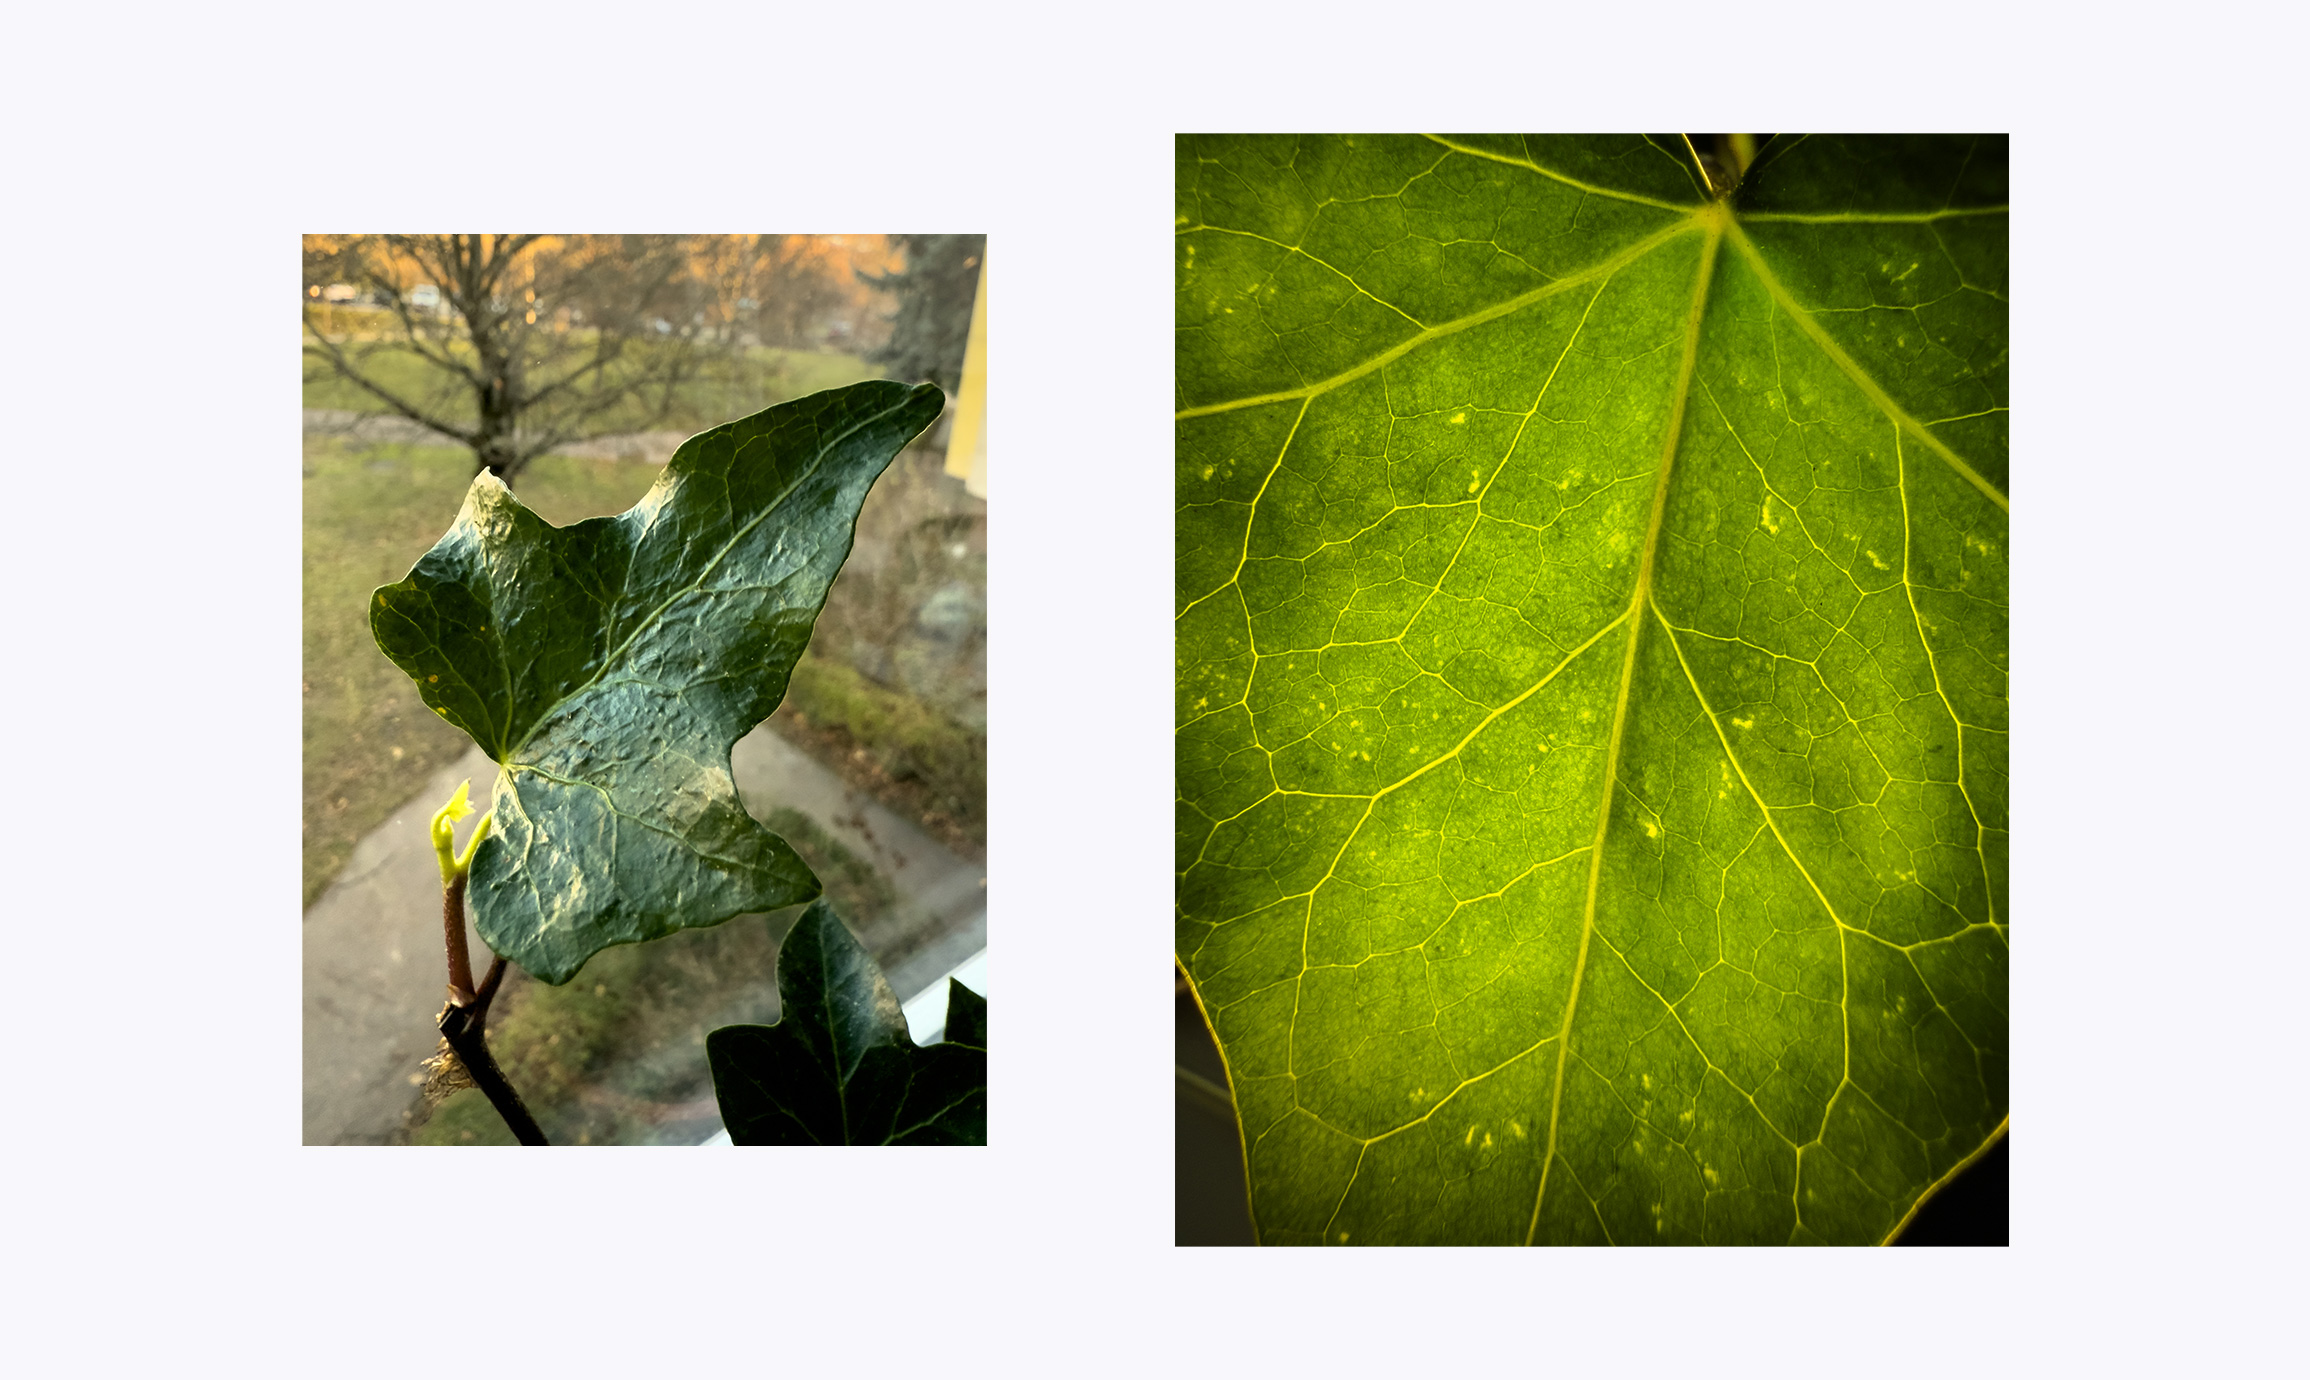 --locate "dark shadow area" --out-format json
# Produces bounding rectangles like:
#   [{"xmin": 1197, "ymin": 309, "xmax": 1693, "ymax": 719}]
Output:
[
  {"xmin": 1176, "ymin": 986, "xmax": 1255, "ymax": 1245},
  {"xmin": 1892, "ymin": 1133, "xmax": 2008, "ymax": 1245},
  {"xmin": 1179, "ymin": 981, "xmax": 2007, "ymax": 1246}
]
